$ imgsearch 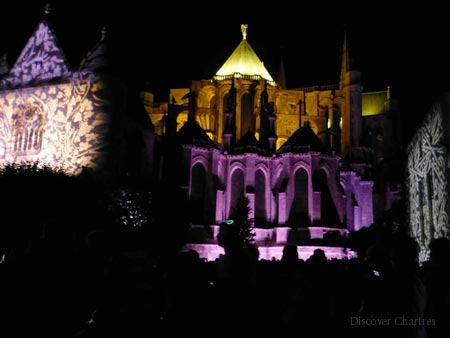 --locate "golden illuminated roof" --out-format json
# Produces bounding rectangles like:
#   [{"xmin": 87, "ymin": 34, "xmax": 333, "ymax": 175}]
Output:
[{"xmin": 214, "ymin": 24, "xmax": 275, "ymax": 85}]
